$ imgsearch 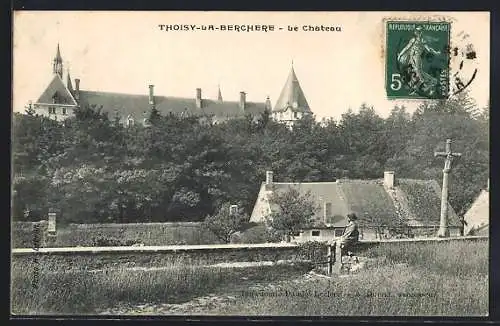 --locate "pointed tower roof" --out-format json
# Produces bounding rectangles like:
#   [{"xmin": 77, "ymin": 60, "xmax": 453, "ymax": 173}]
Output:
[
  {"xmin": 55, "ymin": 43, "xmax": 63, "ymax": 62},
  {"xmin": 273, "ymin": 65, "xmax": 311, "ymax": 113},
  {"xmin": 217, "ymin": 84, "xmax": 223, "ymax": 102},
  {"xmin": 66, "ymin": 68, "xmax": 73, "ymax": 92}
]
